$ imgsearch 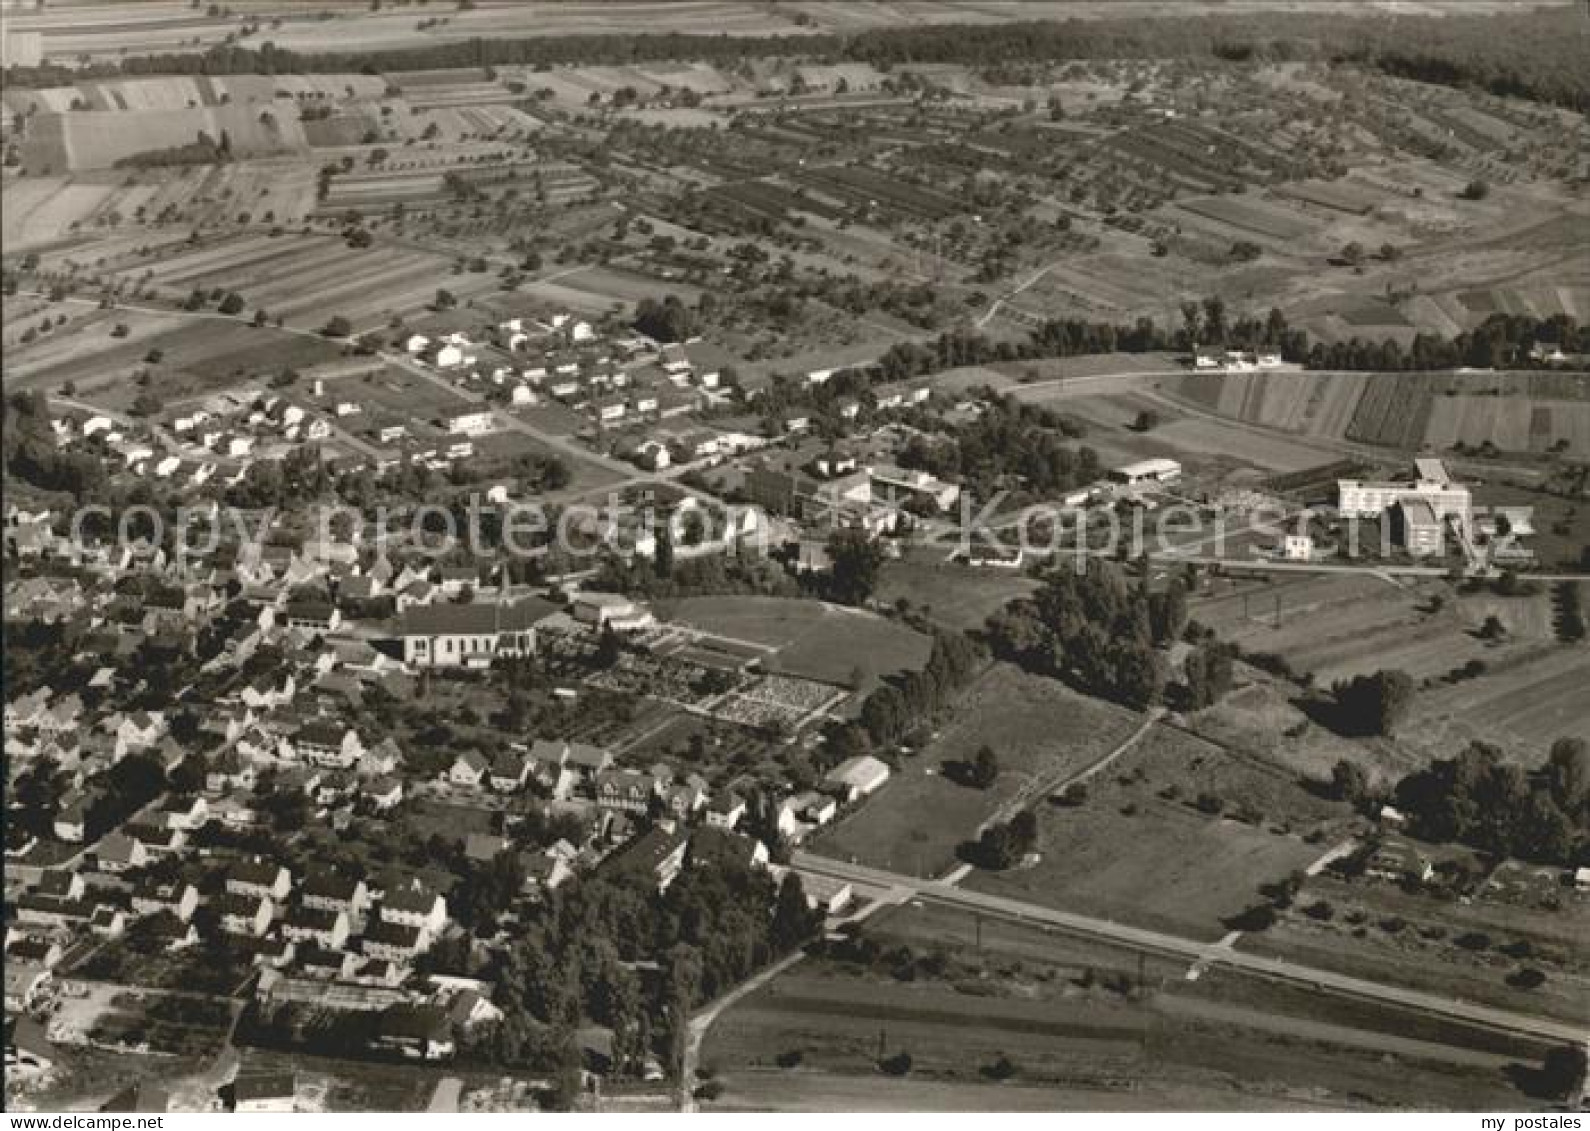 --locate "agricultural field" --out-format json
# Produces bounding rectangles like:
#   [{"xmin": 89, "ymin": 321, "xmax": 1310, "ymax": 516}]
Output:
[
  {"xmin": 963, "ymin": 723, "xmax": 1345, "ymax": 940},
  {"xmin": 1243, "ymin": 868, "xmax": 1590, "ymax": 1029},
  {"xmin": 813, "ymin": 664, "xmax": 1143, "ymax": 877},
  {"xmin": 1188, "ymin": 573, "xmax": 1500, "ymax": 687},
  {"xmin": 701, "ymin": 898, "xmax": 1543, "ymax": 1112},
  {"xmin": 3, "ymin": 306, "xmax": 342, "ymax": 409},
  {"xmin": 1424, "ymin": 394, "xmax": 1590, "ymax": 456}
]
